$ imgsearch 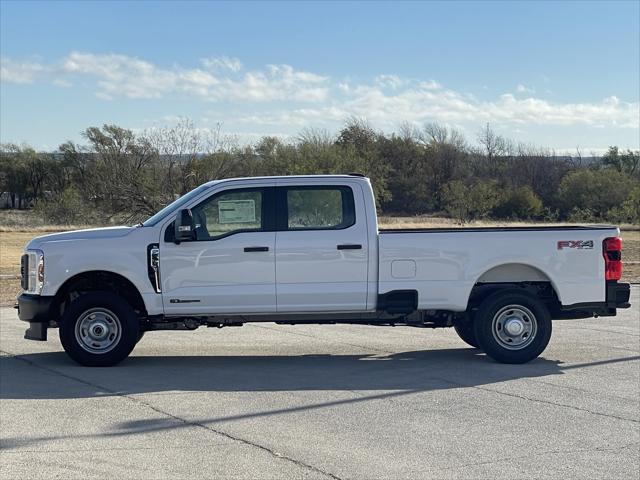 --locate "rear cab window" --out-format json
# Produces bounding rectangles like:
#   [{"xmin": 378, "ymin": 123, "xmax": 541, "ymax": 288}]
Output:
[{"xmin": 282, "ymin": 186, "xmax": 355, "ymax": 231}]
